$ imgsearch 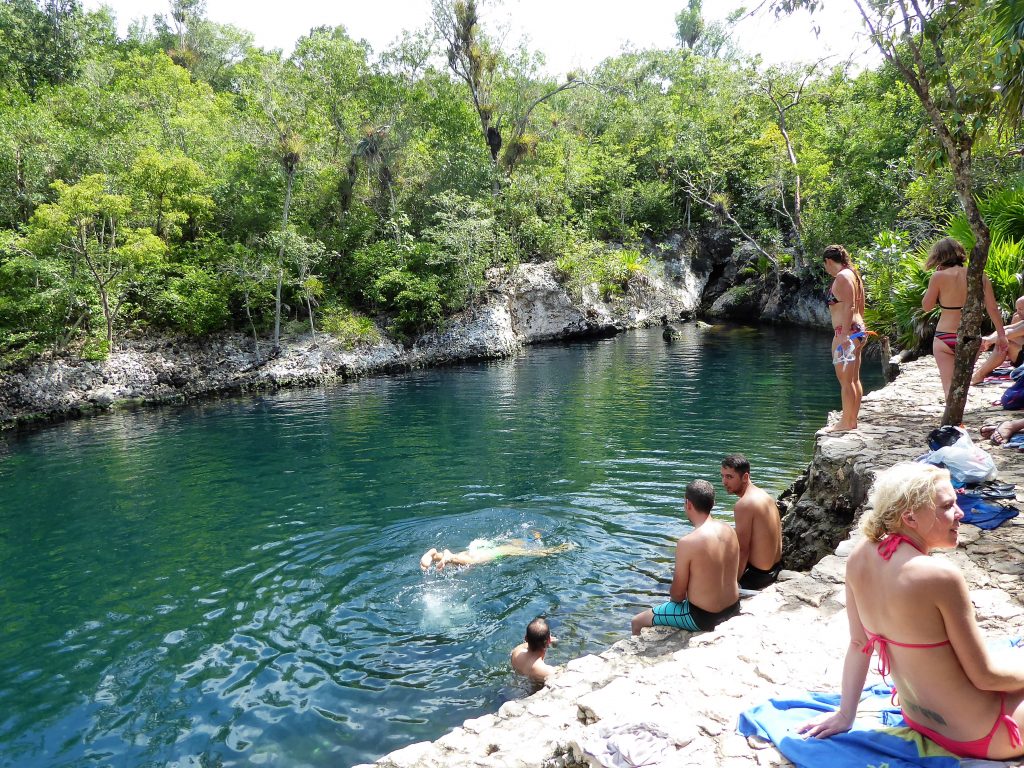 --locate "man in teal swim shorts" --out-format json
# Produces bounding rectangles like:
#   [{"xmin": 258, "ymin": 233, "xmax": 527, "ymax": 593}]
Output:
[{"xmin": 631, "ymin": 479, "xmax": 741, "ymax": 634}]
